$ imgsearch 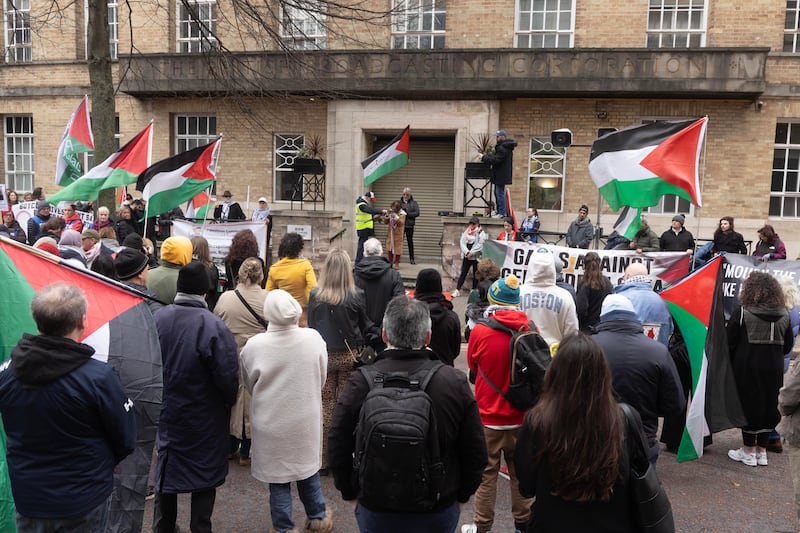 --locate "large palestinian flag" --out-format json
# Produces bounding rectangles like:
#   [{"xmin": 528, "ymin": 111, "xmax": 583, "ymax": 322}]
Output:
[
  {"xmin": 659, "ymin": 255, "xmax": 745, "ymax": 462},
  {"xmin": 612, "ymin": 206, "xmax": 643, "ymax": 241},
  {"xmin": 0, "ymin": 237, "xmax": 162, "ymax": 532},
  {"xmin": 362, "ymin": 126, "xmax": 410, "ymax": 185},
  {"xmin": 137, "ymin": 138, "xmax": 221, "ymax": 217},
  {"xmin": 55, "ymin": 95, "xmax": 95, "ymax": 187},
  {"xmin": 589, "ymin": 117, "xmax": 708, "ymax": 210}
]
